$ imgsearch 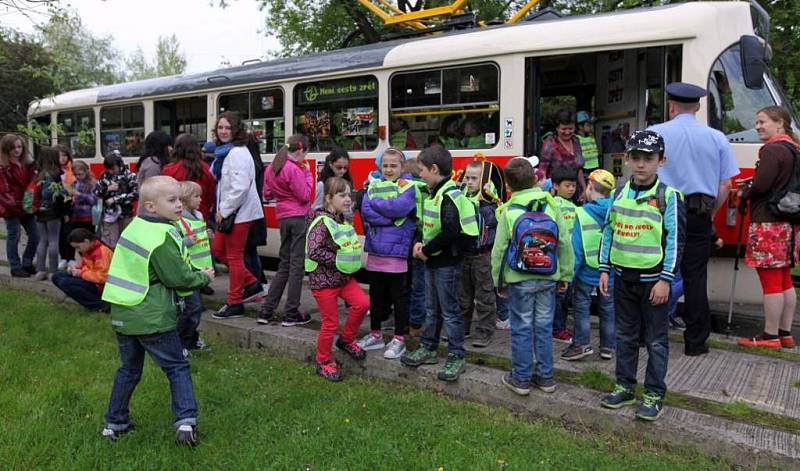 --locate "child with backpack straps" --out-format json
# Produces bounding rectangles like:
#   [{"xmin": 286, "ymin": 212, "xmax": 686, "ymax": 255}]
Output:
[
  {"xmin": 493, "ymin": 157, "xmax": 574, "ymax": 396},
  {"xmin": 30, "ymin": 147, "xmax": 71, "ymax": 281}
]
